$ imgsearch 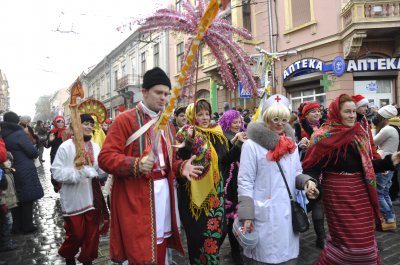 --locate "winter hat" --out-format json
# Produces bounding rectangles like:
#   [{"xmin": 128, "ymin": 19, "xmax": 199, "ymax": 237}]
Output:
[
  {"xmin": 3, "ymin": 111, "xmax": 20, "ymax": 124},
  {"xmin": 378, "ymin": 105, "xmax": 398, "ymax": 119},
  {"xmin": 80, "ymin": 114, "xmax": 95, "ymax": 124},
  {"xmin": 302, "ymin": 102, "xmax": 321, "ymax": 116},
  {"xmin": 104, "ymin": 118, "xmax": 111, "ymax": 124},
  {"xmin": 142, "ymin": 67, "xmax": 171, "ymax": 90},
  {"xmin": 351, "ymin": 94, "xmax": 369, "ymax": 108}
]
